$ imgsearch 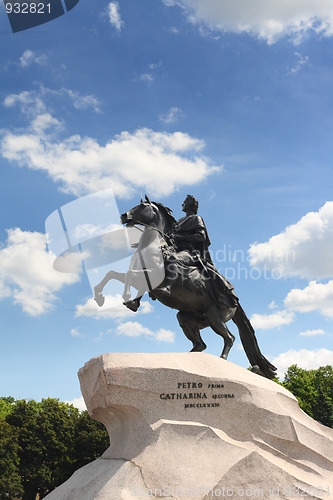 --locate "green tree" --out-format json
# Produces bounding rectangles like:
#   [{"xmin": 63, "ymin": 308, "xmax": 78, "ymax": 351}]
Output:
[
  {"xmin": 0, "ymin": 419, "xmax": 23, "ymax": 500},
  {"xmin": 72, "ymin": 410, "xmax": 109, "ymax": 470},
  {"xmin": 282, "ymin": 365, "xmax": 333, "ymax": 428},
  {"xmin": 4, "ymin": 398, "xmax": 109, "ymax": 499},
  {"xmin": 6, "ymin": 398, "xmax": 47, "ymax": 500},
  {"xmin": 311, "ymin": 366, "xmax": 333, "ymax": 427},
  {"xmin": 6, "ymin": 398, "xmax": 79, "ymax": 499},
  {"xmin": 0, "ymin": 396, "xmax": 15, "ymax": 420}
]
